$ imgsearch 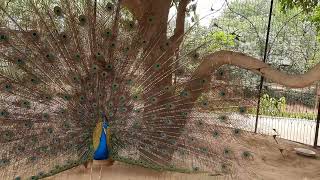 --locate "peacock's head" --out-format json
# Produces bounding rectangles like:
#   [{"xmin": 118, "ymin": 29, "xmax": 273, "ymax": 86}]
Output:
[{"xmin": 102, "ymin": 112, "xmax": 109, "ymax": 128}]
